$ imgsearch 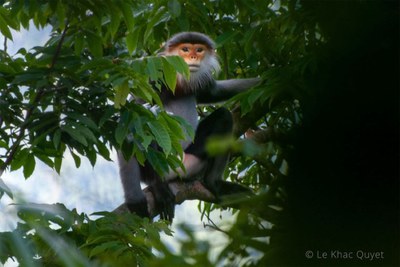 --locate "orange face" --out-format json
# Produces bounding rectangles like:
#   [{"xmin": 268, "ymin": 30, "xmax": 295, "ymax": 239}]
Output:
[{"xmin": 171, "ymin": 43, "xmax": 208, "ymax": 72}]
